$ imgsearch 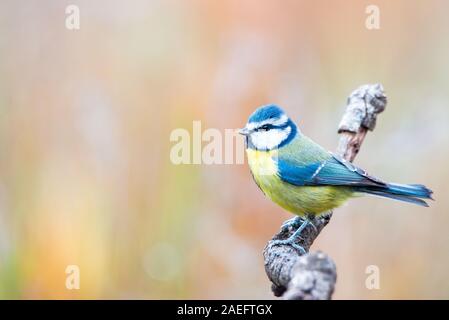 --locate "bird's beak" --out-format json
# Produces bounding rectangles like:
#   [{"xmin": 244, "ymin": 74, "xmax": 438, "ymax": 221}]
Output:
[{"xmin": 238, "ymin": 127, "xmax": 250, "ymax": 136}]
